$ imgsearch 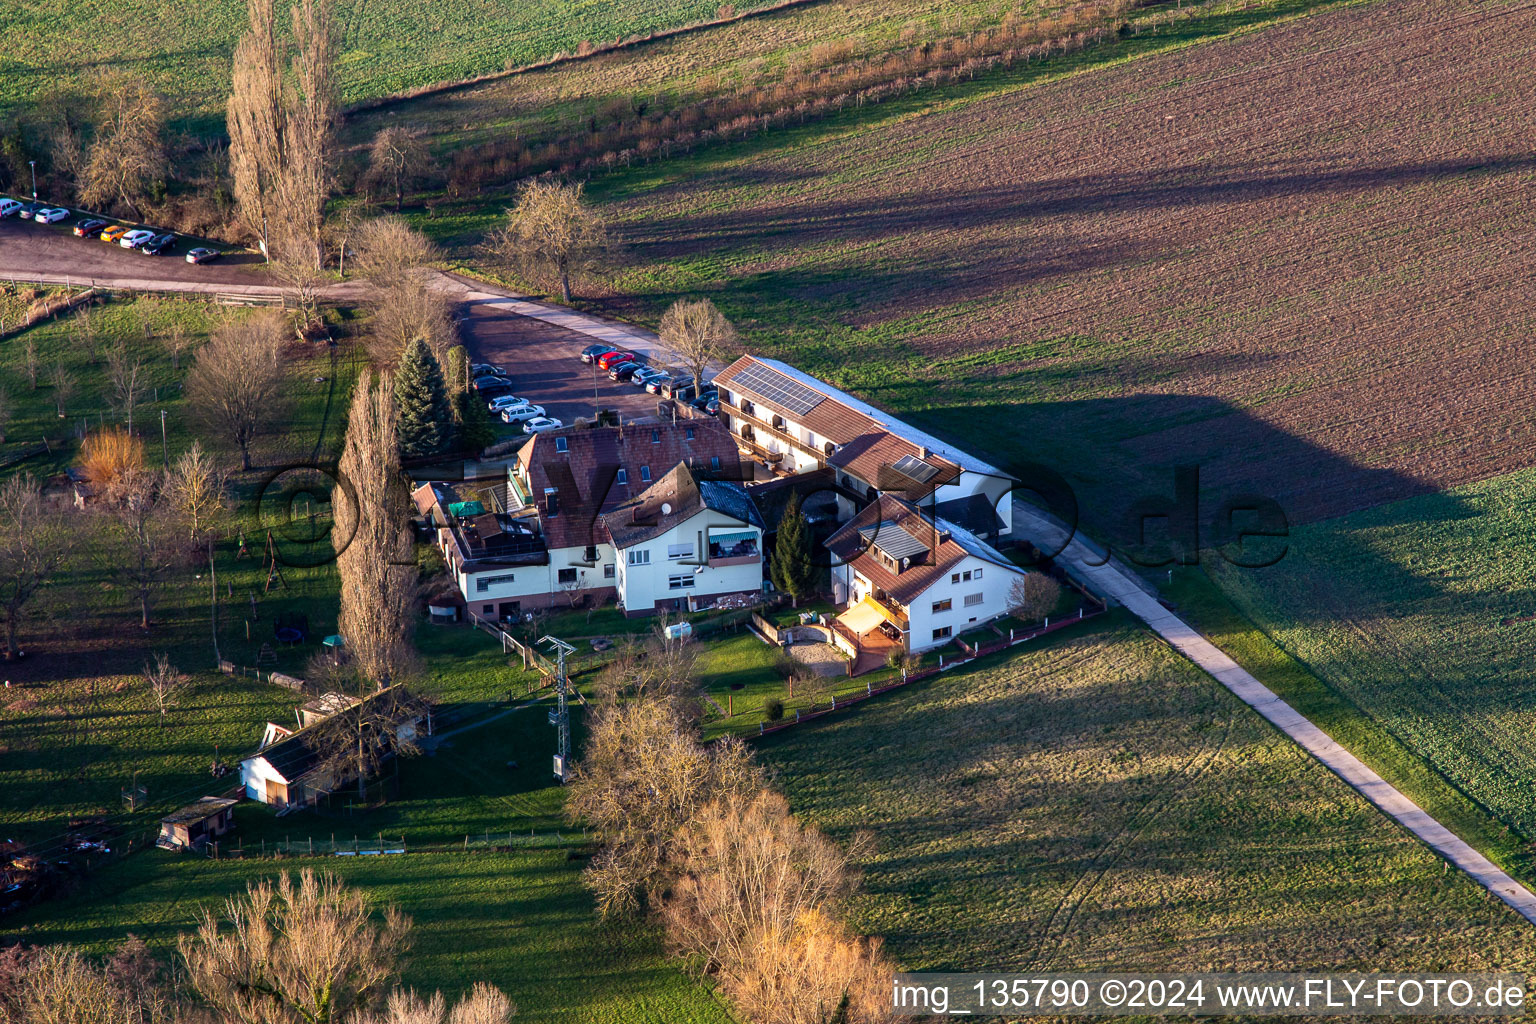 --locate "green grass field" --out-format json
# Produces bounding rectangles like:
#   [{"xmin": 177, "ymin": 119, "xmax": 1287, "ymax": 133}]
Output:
[
  {"xmin": 1209, "ymin": 466, "xmax": 1536, "ymax": 845},
  {"xmin": 0, "ymin": 0, "xmax": 777, "ymax": 134},
  {"xmin": 755, "ymin": 617, "xmax": 1536, "ymax": 972}
]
